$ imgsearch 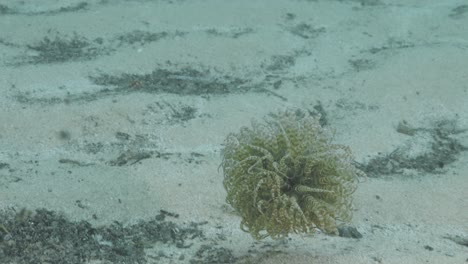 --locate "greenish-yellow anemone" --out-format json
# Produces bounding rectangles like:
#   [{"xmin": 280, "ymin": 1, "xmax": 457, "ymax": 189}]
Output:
[{"xmin": 221, "ymin": 110, "xmax": 363, "ymax": 239}]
